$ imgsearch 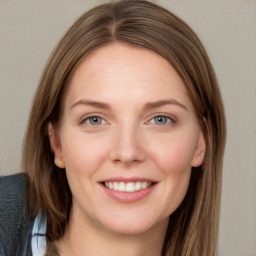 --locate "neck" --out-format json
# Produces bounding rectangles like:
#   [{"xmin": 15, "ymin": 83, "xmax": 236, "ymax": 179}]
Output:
[{"xmin": 55, "ymin": 207, "xmax": 168, "ymax": 256}]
